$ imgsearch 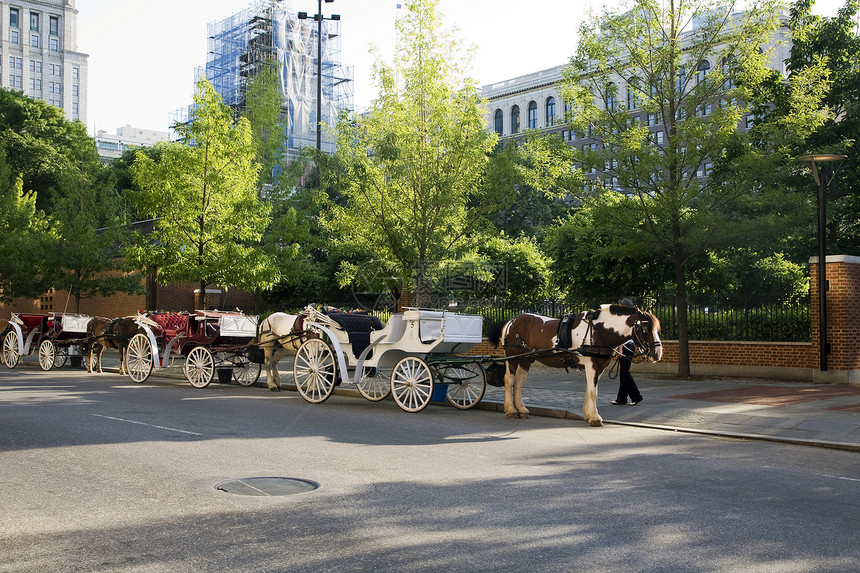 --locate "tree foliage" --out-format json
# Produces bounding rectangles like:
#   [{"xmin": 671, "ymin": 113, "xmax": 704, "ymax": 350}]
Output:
[
  {"xmin": 322, "ymin": 0, "xmax": 497, "ymax": 305},
  {"xmin": 534, "ymin": 0, "xmax": 828, "ymax": 375},
  {"xmin": 45, "ymin": 175, "xmax": 142, "ymax": 313},
  {"xmin": 0, "ymin": 88, "xmax": 99, "ymax": 211},
  {"xmin": 128, "ymin": 79, "xmax": 277, "ymax": 307},
  {"xmin": 0, "ymin": 147, "xmax": 51, "ymax": 303}
]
